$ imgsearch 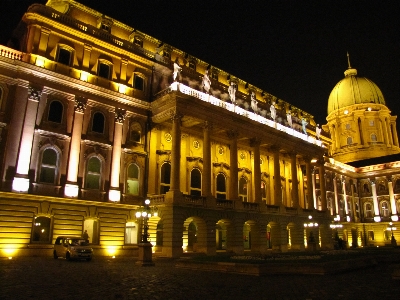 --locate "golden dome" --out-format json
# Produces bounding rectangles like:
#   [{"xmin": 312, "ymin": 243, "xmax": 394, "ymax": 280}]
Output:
[{"xmin": 327, "ymin": 67, "xmax": 385, "ymax": 116}]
